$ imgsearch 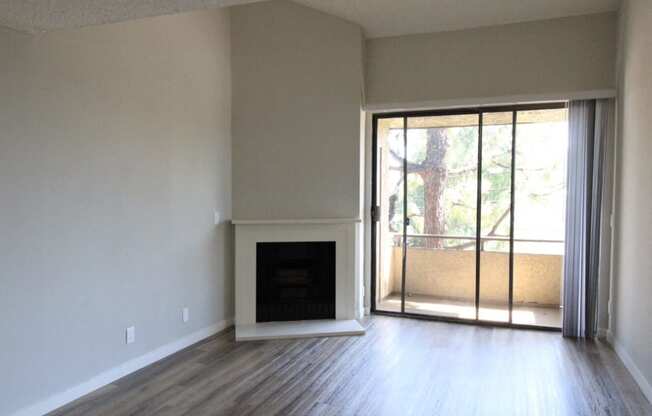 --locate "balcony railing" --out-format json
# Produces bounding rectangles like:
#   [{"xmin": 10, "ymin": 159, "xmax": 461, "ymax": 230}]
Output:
[
  {"xmin": 382, "ymin": 233, "xmax": 564, "ymax": 306},
  {"xmin": 391, "ymin": 233, "xmax": 563, "ymax": 253}
]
